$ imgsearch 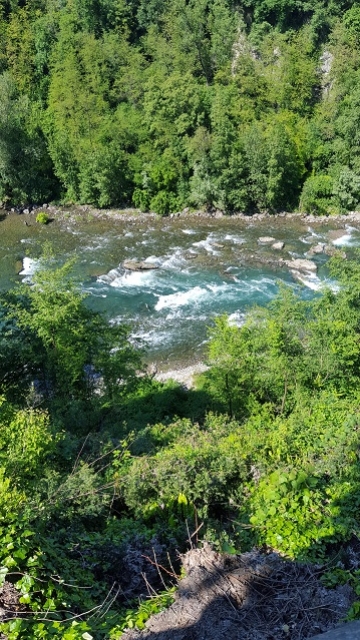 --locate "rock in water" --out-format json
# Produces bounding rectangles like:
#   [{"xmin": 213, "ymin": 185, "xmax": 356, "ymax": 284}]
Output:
[
  {"xmin": 308, "ymin": 244, "xmax": 325, "ymax": 255},
  {"xmin": 272, "ymin": 241, "xmax": 285, "ymax": 250},
  {"xmin": 327, "ymin": 229, "xmax": 348, "ymax": 241},
  {"xmin": 286, "ymin": 258, "xmax": 317, "ymax": 273},
  {"xmin": 123, "ymin": 260, "xmax": 159, "ymax": 271},
  {"xmin": 258, "ymin": 236, "xmax": 276, "ymax": 245}
]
